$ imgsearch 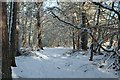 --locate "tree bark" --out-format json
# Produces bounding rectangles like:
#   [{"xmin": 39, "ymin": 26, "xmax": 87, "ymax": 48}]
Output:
[
  {"xmin": 96, "ymin": 6, "xmax": 101, "ymax": 54},
  {"xmin": 96, "ymin": 6, "xmax": 100, "ymax": 40},
  {"xmin": 0, "ymin": 1, "xmax": 2, "ymax": 60},
  {"xmin": 28, "ymin": 11, "xmax": 33, "ymax": 48},
  {"xmin": 117, "ymin": 14, "xmax": 120, "ymax": 78},
  {"xmin": 89, "ymin": 44, "xmax": 94, "ymax": 61},
  {"xmin": 72, "ymin": 28, "xmax": 75, "ymax": 49},
  {"xmin": 77, "ymin": 30, "xmax": 80, "ymax": 50},
  {"xmin": 21, "ymin": 2, "xmax": 26, "ymax": 47},
  {"xmin": 81, "ymin": 10, "xmax": 88, "ymax": 50},
  {"xmin": 0, "ymin": 2, "xmax": 2, "ymax": 79},
  {"xmin": 10, "ymin": 2, "xmax": 17, "ymax": 67},
  {"xmin": 71, "ymin": 16, "xmax": 76, "ymax": 49},
  {"xmin": 2, "ymin": 2, "xmax": 12, "ymax": 79},
  {"xmin": 36, "ymin": 2, "xmax": 43, "ymax": 50},
  {"xmin": 16, "ymin": 2, "xmax": 21, "ymax": 56},
  {"xmin": 118, "ymin": 15, "xmax": 120, "ymax": 50}
]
